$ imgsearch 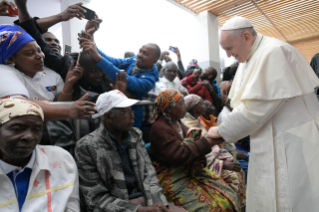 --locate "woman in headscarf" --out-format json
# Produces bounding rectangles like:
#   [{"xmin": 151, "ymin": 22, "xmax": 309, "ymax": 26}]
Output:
[
  {"xmin": 148, "ymin": 90, "xmax": 240, "ymax": 212},
  {"xmin": 0, "ymin": 24, "xmax": 82, "ymax": 102},
  {"xmin": 0, "ymin": 99, "xmax": 79, "ymax": 211},
  {"xmin": 182, "ymin": 94, "xmax": 246, "ymax": 210},
  {"xmin": 0, "ymin": 24, "xmax": 86, "ymax": 153}
]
